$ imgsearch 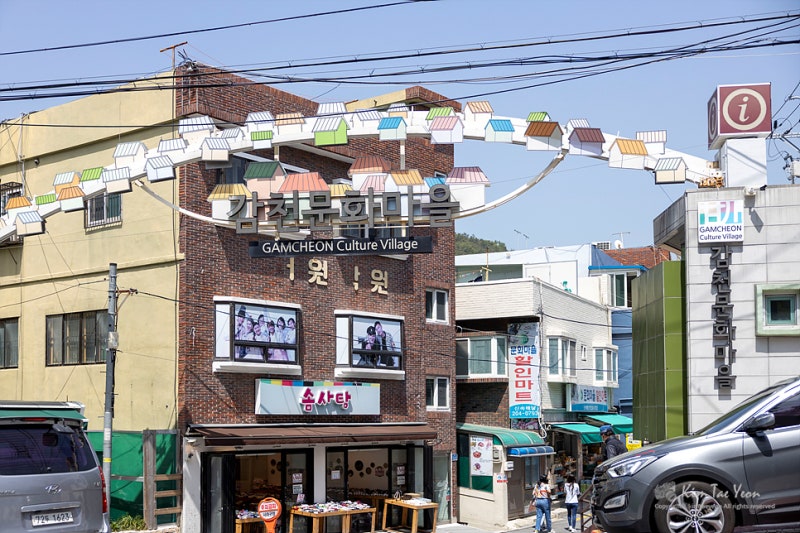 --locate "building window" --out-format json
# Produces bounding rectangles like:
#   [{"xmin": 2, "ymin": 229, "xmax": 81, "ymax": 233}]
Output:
[
  {"xmin": 46, "ymin": 311, "xmax": 108, "ymax": 366},
  {"xmin": 595, "ymin": 348, "xmax": 618, "ymax": 383},
  {"xmin": 86, "ymin": 193, "xmax": 121, "ymax": 228},
  {"xmin": 216, "ymin": 156, "xmax": 248, "ymax": 184},
  {"xmin": 756, "ymin": 284, "xmax": 800, "ymax": 336},
  {"xmin": 214, "ymin": 299, "xmax": 300, "ymax": 364},
  {"xmin": 456, "ymin": 336, "xmax": 507, "ymax": 377},
  {"xmin": 426, "ymin": 289, "xmax": 448, "ymax": 323},
  {"xmin": 426, "ymin": 377, "xmax": 450, "ymax": 409},
  {"xmin": 547, "ymin": 337, "xmax": 576, "ymax": 378},
  {"xmin": 1, "ymin": 318, "xmax": 19, "ymax": 369},
  {"xmin": 349, "ymin": 315, "xmax": 404, "ymax": 369}
]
